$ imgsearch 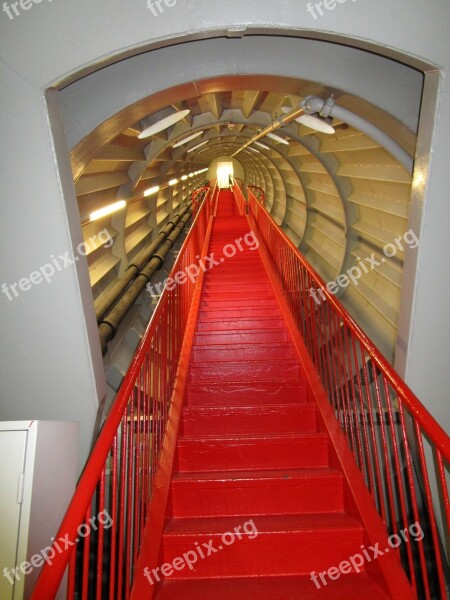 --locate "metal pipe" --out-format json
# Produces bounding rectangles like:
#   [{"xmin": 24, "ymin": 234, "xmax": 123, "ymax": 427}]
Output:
[
  {"xmin": 302, "ymin": 96, "xmax": 414, "ymax": 173},
  {"xmin": 232, "ymin": 95, "xmax": 414, "ymax": 174},
  {"xmin": 98, "ymin": 207, "xmax": 192, "ymax": 355},
  {"xmin": 231, "ymin": 105, "xmax": 306, "ymax": 157},
  {"xmin": 94, "ymin": 204, "xmax": 191, "ymax": 320}
]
